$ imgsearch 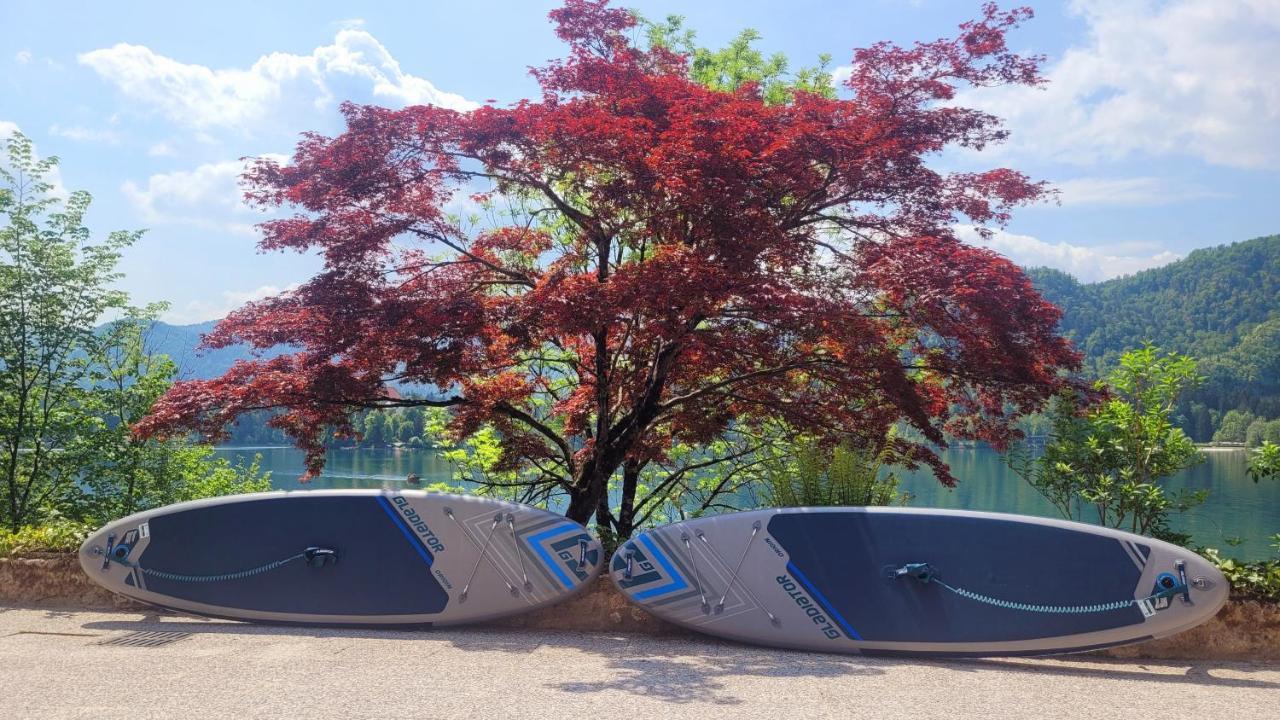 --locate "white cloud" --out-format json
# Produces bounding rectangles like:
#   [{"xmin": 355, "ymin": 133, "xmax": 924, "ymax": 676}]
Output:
[
  {"xmin": 147, "ymin": 142, "xmax": 175, "ymax": 157},
  {"xmin": 14, "ymin": 50, "xmax": 32, "ymax": 64},
  {"xmin": 0, "ymin": 120, "xmax": 18, "ymax": 138},
  {"xmin": 831, "ymin": 65, "xmax": 853, "ymax": 87},
  {"xmin": 48, "ymin": 123, "xmax": 121, "ymax": 144},
  {"xmin": 961, "ymin": 0, "xmax": 1280, "ymax": 168},
  {"xmin": 956, "ymin": 225, "xmax": 1181, "ymax": 282},
  {"xmin": 121, "ymin": 155, "xmax": 287, "ymax": 235},
  {"xmin": 164, "ymin": 283, "xmax": 301, "ymax": 324},
  {"xmin": 78, "ymin": 29, "xmax": 477, "ymax": 133},
  {"xmin": 1053, "ymin": 176, "xmax": 1224, "ymax": 207}
]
